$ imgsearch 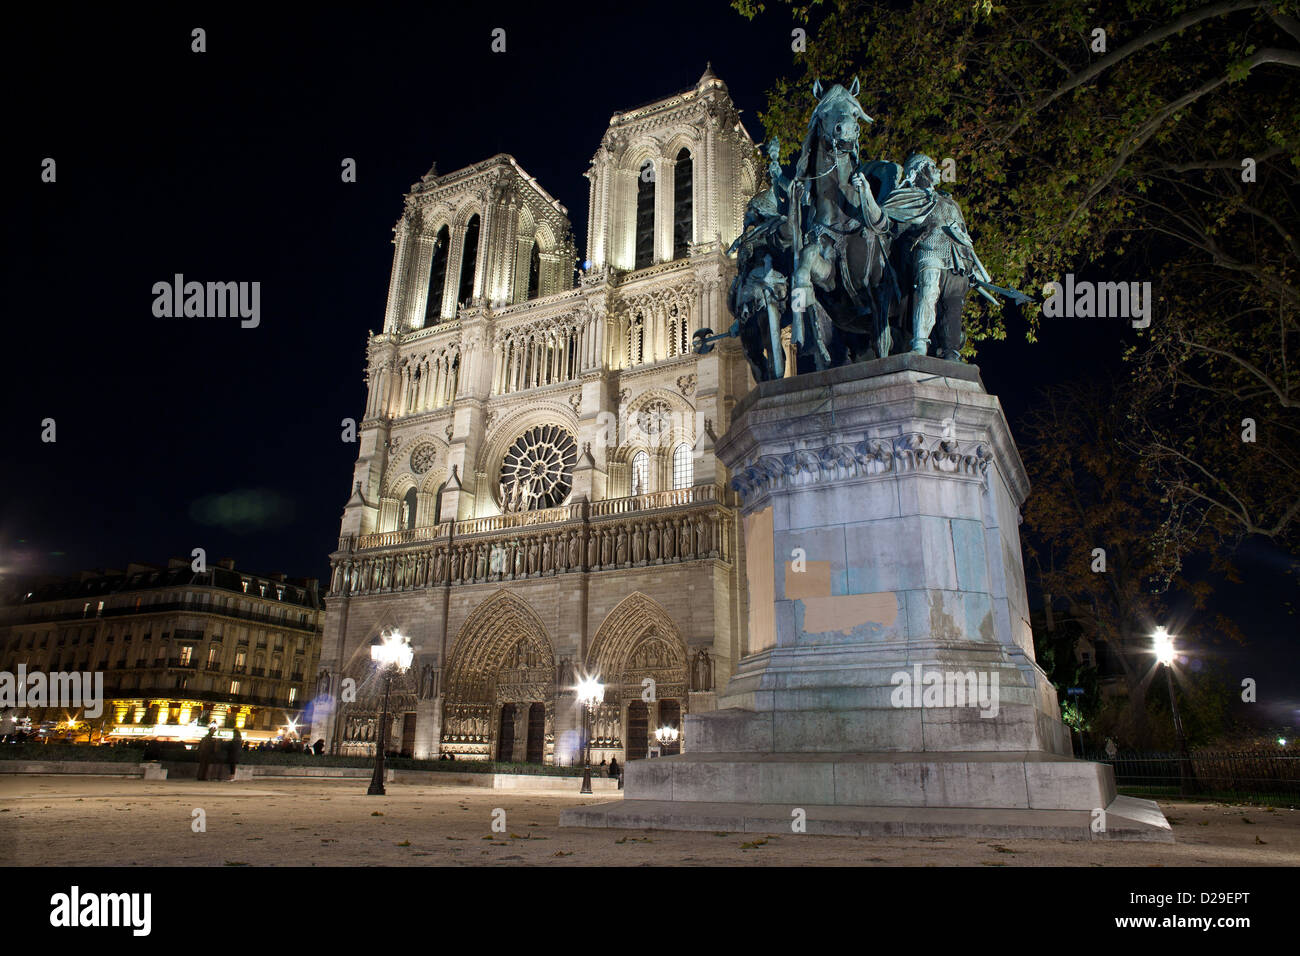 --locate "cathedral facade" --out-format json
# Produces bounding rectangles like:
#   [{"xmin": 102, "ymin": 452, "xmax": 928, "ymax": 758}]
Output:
[{"xmin": 313, "ymin": 67, "xmax": 762, "ymax": 765}]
